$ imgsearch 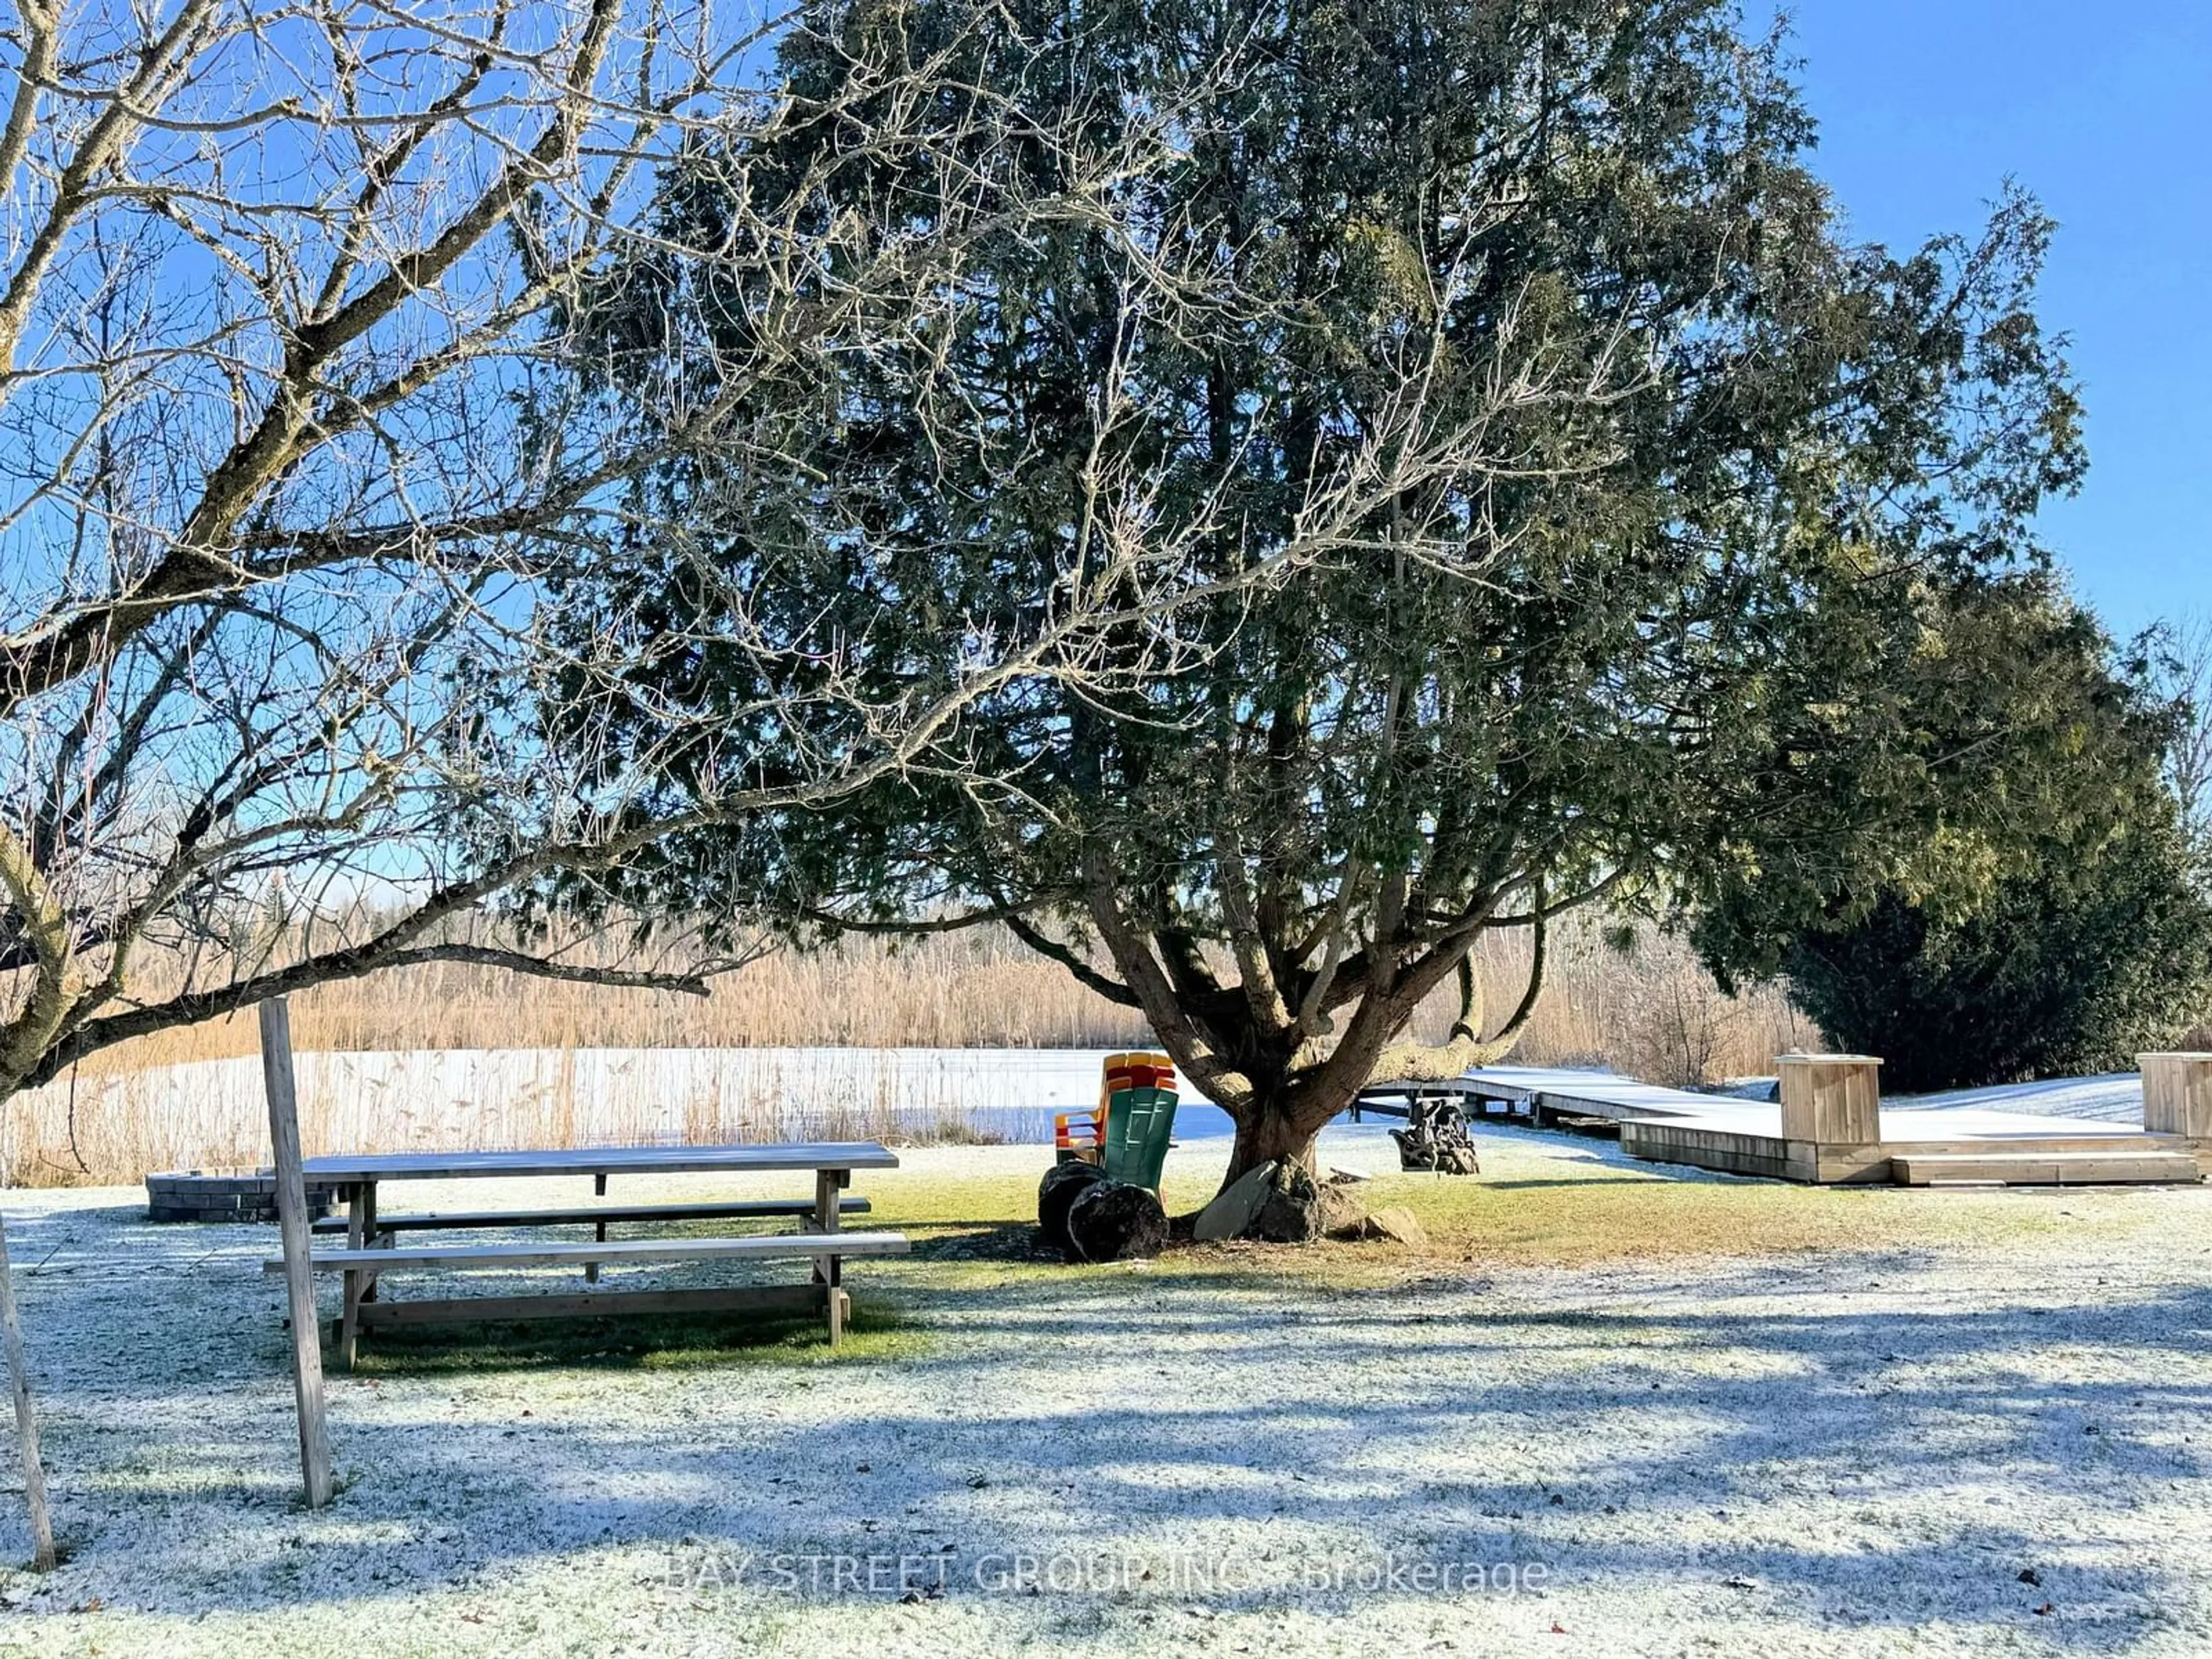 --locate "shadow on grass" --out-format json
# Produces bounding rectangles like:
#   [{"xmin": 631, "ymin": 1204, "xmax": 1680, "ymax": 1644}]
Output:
[
  {"xmin": 345, "ymin": 1295, "xmax": 926, "ymax": 1376},
  {"xmin": 900, "ymin": 1217, "xmax": 1427, "ymax": 1298},
  {"xmin": 907, "ymin": 1218, "xmax": 1059, "ymax": 1262},
  {"xmin": 73, "ymin": 1270, "xmax": 2203, "ymax": 1647},
  {"xmin": 1445, "ymin": 1175, "xmax": 1674, "ymax": 1191}
]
